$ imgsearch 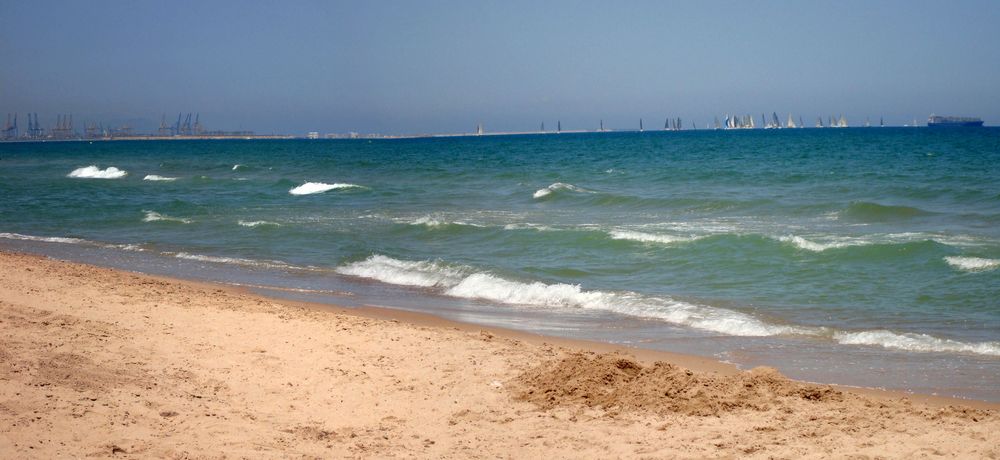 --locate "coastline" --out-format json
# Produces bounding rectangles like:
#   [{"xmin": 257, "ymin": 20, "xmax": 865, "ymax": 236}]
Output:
[{"xmin": 2, "ymin": 250, "xmax": 998, "ymax": 457}]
